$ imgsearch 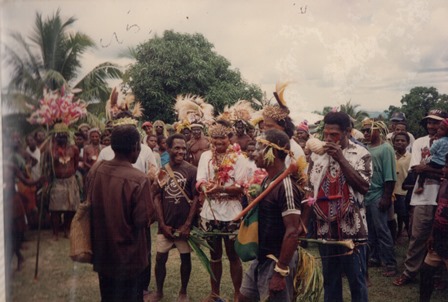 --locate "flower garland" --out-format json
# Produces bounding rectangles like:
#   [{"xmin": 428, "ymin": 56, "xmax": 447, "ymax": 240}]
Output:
[
  {"xmin": 244, "ymin": 168, "xmax": 268, "ymax": 199},
  {"xmin": 211, "ymin": 143, "xmax": 241, "ymax": 185},
  {"xmin": 27, "ymin": 87, "xmax": 87, "ymax": 126}
]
